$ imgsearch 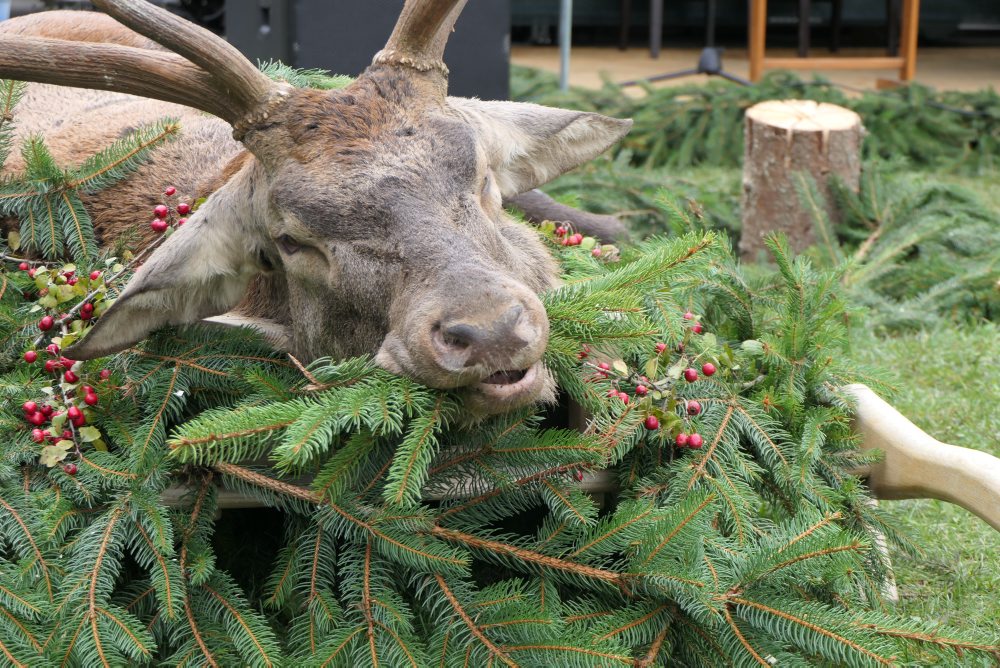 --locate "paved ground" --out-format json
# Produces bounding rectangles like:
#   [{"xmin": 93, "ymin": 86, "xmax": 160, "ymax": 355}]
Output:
[{"xmin": 512, "ymin": 45, "xmax": 1000, "ymax": 92}]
